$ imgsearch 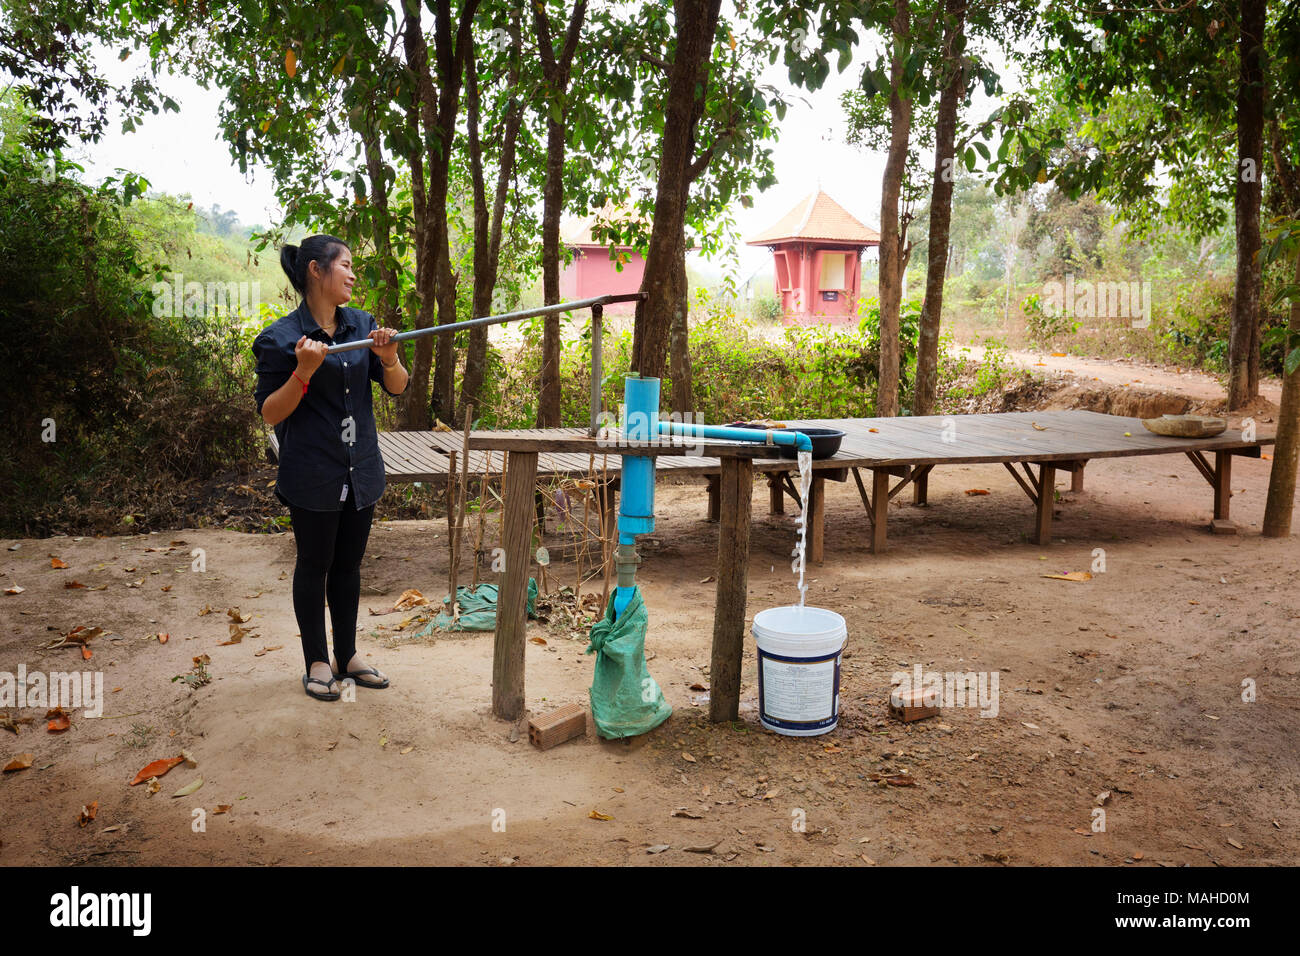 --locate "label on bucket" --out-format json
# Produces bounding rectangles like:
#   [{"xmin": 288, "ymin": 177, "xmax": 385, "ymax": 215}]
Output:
[{"xmin": 757, "ymin": 648, "xmax": 841, "ymax": 732}]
